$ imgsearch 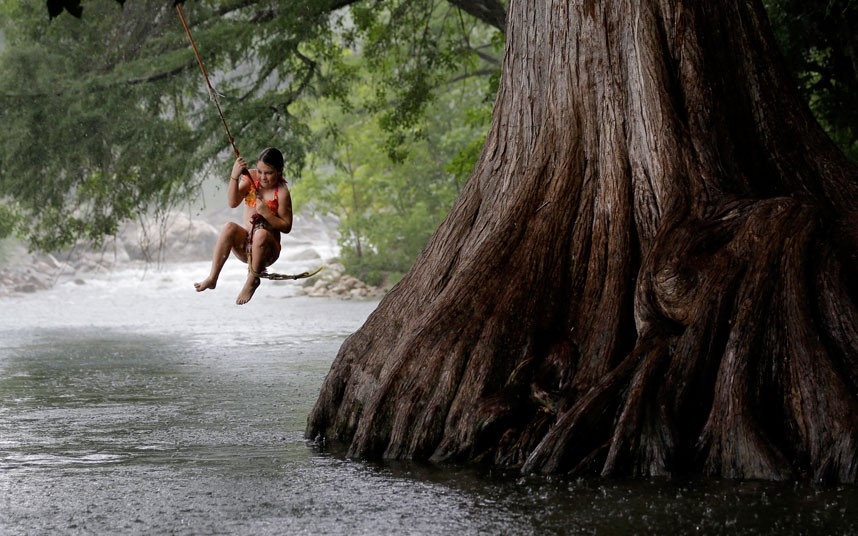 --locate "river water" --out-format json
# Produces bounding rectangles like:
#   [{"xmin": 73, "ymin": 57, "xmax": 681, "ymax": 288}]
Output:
[{"xmin": 1, "ymin": 260, "xmax": 857, "ymax": 535}]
